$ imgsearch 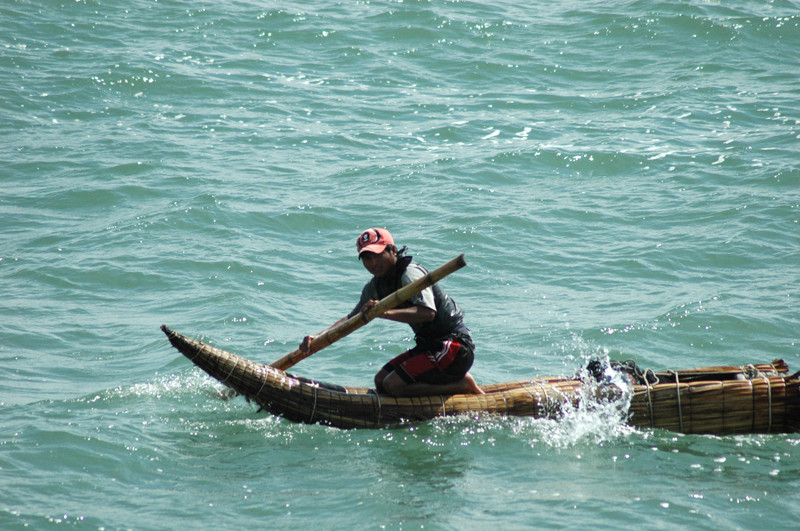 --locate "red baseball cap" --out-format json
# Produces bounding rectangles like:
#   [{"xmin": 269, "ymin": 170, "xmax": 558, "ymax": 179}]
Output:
[{"xmin": 356, "ymin": 228, "xmax": 394, "ymax": 256}]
